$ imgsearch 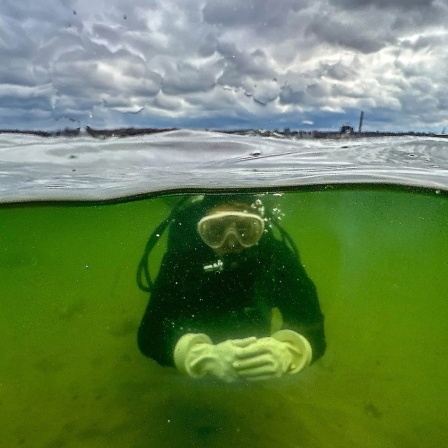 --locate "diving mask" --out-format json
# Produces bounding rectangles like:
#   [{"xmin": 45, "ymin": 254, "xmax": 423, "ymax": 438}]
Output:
[{"xmin": 197, "ymin": 211, "xmax": 265, "ymax": 249}]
